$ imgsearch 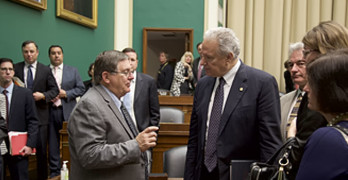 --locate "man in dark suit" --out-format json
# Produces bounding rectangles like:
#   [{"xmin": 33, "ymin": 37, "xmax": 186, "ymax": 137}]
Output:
[
  {"xmin": 192, "ymin": 42, "xmax": 205, "ymax": 86},
  {"xmin": 184, "ymin": 27, "xmax": 282, "ymax": 180},
  {"xmin": 47, "ymin": 45, "xmax": 85, "ymax": 178},
  {"xmin": 157, "ymin": 51, "xmax": 174, "ymax": 91},
  {"xmin": 122, "ymin": 48, "xmax": 160, "ymax": 132},
  {"xmin": 14, "ymin": 41, "xmax": 59, "ymax": 180},
  {"xmin": 0, "ymin": 58, "xmax": 39, "ymax": 180}
]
